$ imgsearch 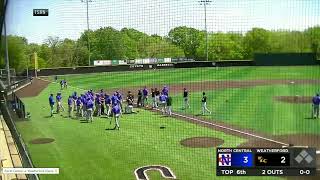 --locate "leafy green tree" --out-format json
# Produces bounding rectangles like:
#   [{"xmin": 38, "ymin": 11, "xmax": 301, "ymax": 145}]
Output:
[
  {"xmin": 197, "ymin": 32, "xmax": 244, "ymax": 61},
  {"xmin": 306, "ymin": 26, "xmax": 320, "ymax": 59},
  {"xmin": 5, "ymin": 36, "xmax": 29, "ymax": 72},
  {"xmin": 243, "ymin": 28, "xmax": 271, "ymax": 58},
  {"xmin": 44, "ymin": 36, "xmax": 62, "ymax": 67},
  {"xmin": 168, "ymin": 26, "xmax": 202, "ymax": 58}
]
